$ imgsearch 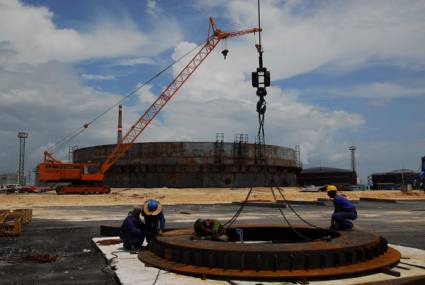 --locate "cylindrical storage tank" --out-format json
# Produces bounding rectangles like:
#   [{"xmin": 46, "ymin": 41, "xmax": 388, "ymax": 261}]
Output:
[
  {"xmin": 73, "ymin": 142, "xmax": 301, "ymax": 188},
  {"xmin": 371, "ymin": 169, "xmax": 418, "ymax": 190},
  {"xmin": 298, "ymin": 167, "xmax": 357, "ymax": 187}
]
